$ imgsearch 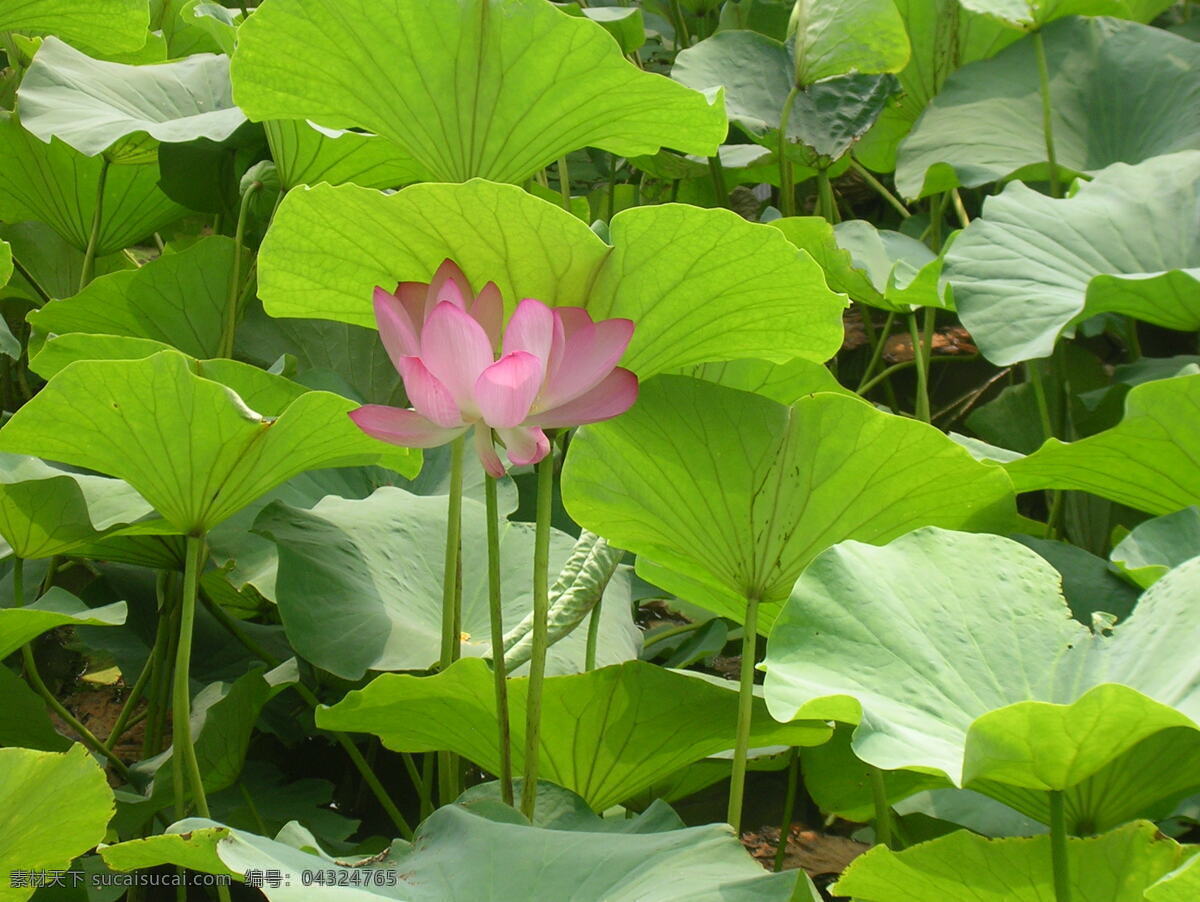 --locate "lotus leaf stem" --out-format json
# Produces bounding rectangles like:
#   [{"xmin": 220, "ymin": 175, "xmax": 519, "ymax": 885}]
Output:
[
  {"xmin": 773, "ymin": 748, "xmax": 801, "ymax": 871},
  {"xmin": 1049, "ymin": 790, "xmax": 1072, "ymax": 902},
  {"xmin": 777, "ymin": 86, "xmax": 802, "ymax": 218},
  {"xmin": 79, "ymin": 157, "xmax": 109, "ymax": 291},
  {"xmin": 485, "ymin": 473, "xmax": 515, "ymax": 805},
  {"xmin": 727, "ymin": 594, "xmax": 760, "ymax": 833},
  {"xmin": 869, "ymin": 765, "xmax": 893, "ymax": 848},
  {"xmin": 1032, "ymin": 29, "xmax": 1061, "ymax": 197},
  {"xmin": 849, "ymin": 159, "xmax": 911, "ymax": 218},
  {"xmin": 219, "ymin": 179, "xmax": 262, "ymax": 358}
]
